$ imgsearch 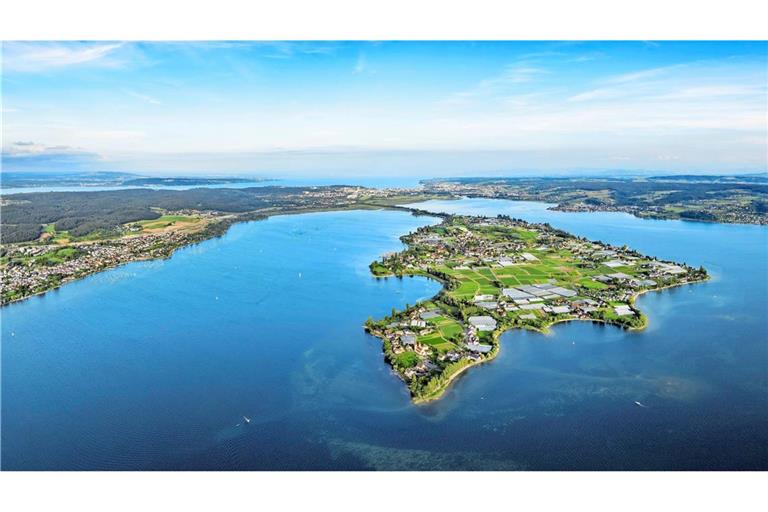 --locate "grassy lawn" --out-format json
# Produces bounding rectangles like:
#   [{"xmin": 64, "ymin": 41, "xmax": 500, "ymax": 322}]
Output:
[
  {"xmin": 31, "ymin": 247, "xmax": 81, "ymax": 266},
  {"xmin": 436, "ymin": 318, "xmax": 463, "ymax": 338},
  {"xmin": 580, "ymin": 278, "xmax": 608, "ymax": 290},
  {"xmin": 395, "ymin": 351, "xmax": 420, "ymax": 368}
]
